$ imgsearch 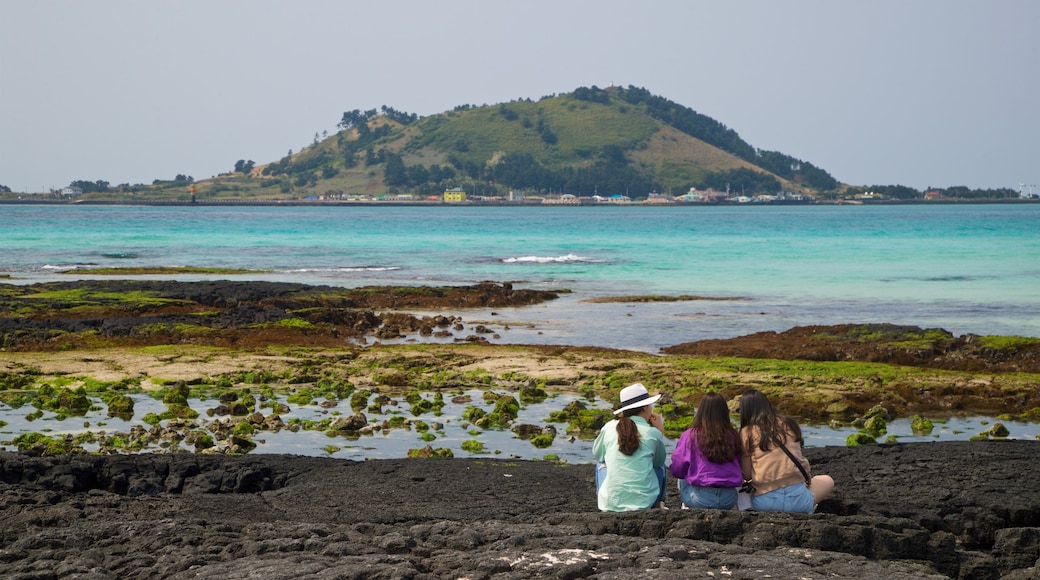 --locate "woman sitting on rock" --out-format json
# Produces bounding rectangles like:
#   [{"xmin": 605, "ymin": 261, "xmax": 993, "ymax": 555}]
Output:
[
  {"xmin": 593, "ymin": 383, "xmax": 668, "ymax": 511},
  {"xmin": 669, "ymin": 392, "xmax": 744, "ymax": 509},
  {"xmin": 738, "ymin": 389, "xmax": 834, "ymax": 513}
]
